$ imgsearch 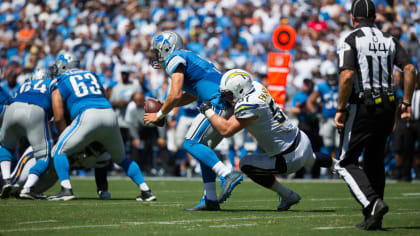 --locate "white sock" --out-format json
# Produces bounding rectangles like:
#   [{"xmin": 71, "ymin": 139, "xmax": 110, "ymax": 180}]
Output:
[
  {"xmin": 0, "ymin": 161, "xmax": 11, "ymax": 179},
  {"xmin": 21, "ymin": 187, "xmax": 30, "ymax": 194},
  {"xmin": 271, "ymin": 180, "xmax": 292, "ymax": 198},
  {"xmin": 212, "ymin": 161, "xmax": 231, "ymax": 177},
  {"xmin": 204, "ymin": 182, "xmax": 217, "ymax": 201},
  {"xmin": 23, "ymin": 174, "xmax": 39, "ymax": 189},
  {"xmin": 61, "ymin": 180, "xmax": 72, "ymax": 189},
  {"xmin": 139, "ymin": 183, "xmax": 150, "ymax": 191}
]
